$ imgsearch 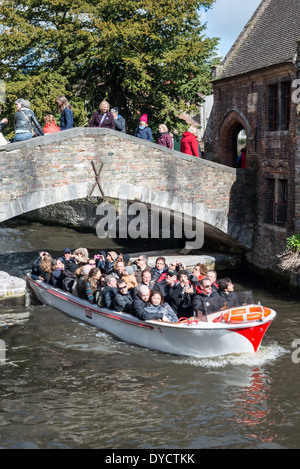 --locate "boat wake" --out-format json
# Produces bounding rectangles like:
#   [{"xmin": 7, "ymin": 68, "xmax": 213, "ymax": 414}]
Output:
[{"xmin": 173, "ymin": 341, "xmax": 288, "ymax": 368}]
